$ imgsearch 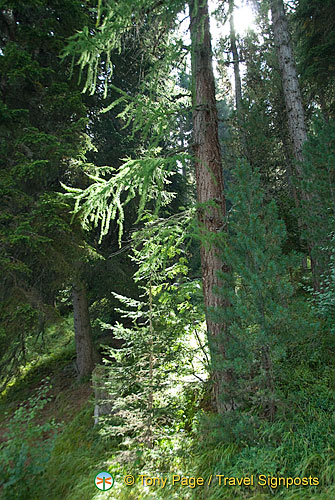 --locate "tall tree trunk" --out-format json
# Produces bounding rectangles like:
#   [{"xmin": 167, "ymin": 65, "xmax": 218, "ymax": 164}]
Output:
[
  {"xmin": 229, "ymin": 0, "xmax": 242, "ymax": 116},
  {"xmin": 189, "ymin": 0, "xmax": 228, "ymax": 414},
  {"xmin": 271, "ymin": 0, "xmax": 319, "ymax": 285},
  {"xmin": 271, "ymin": 0, "xmax": 307, "ymax": 169},
  {"xmin": 229, "ymin": 0, "xmax": 248, "ymax": 160},
  {"xmin": 72, "ymin": 279, "xmax": 96, "ymax": 378}
]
